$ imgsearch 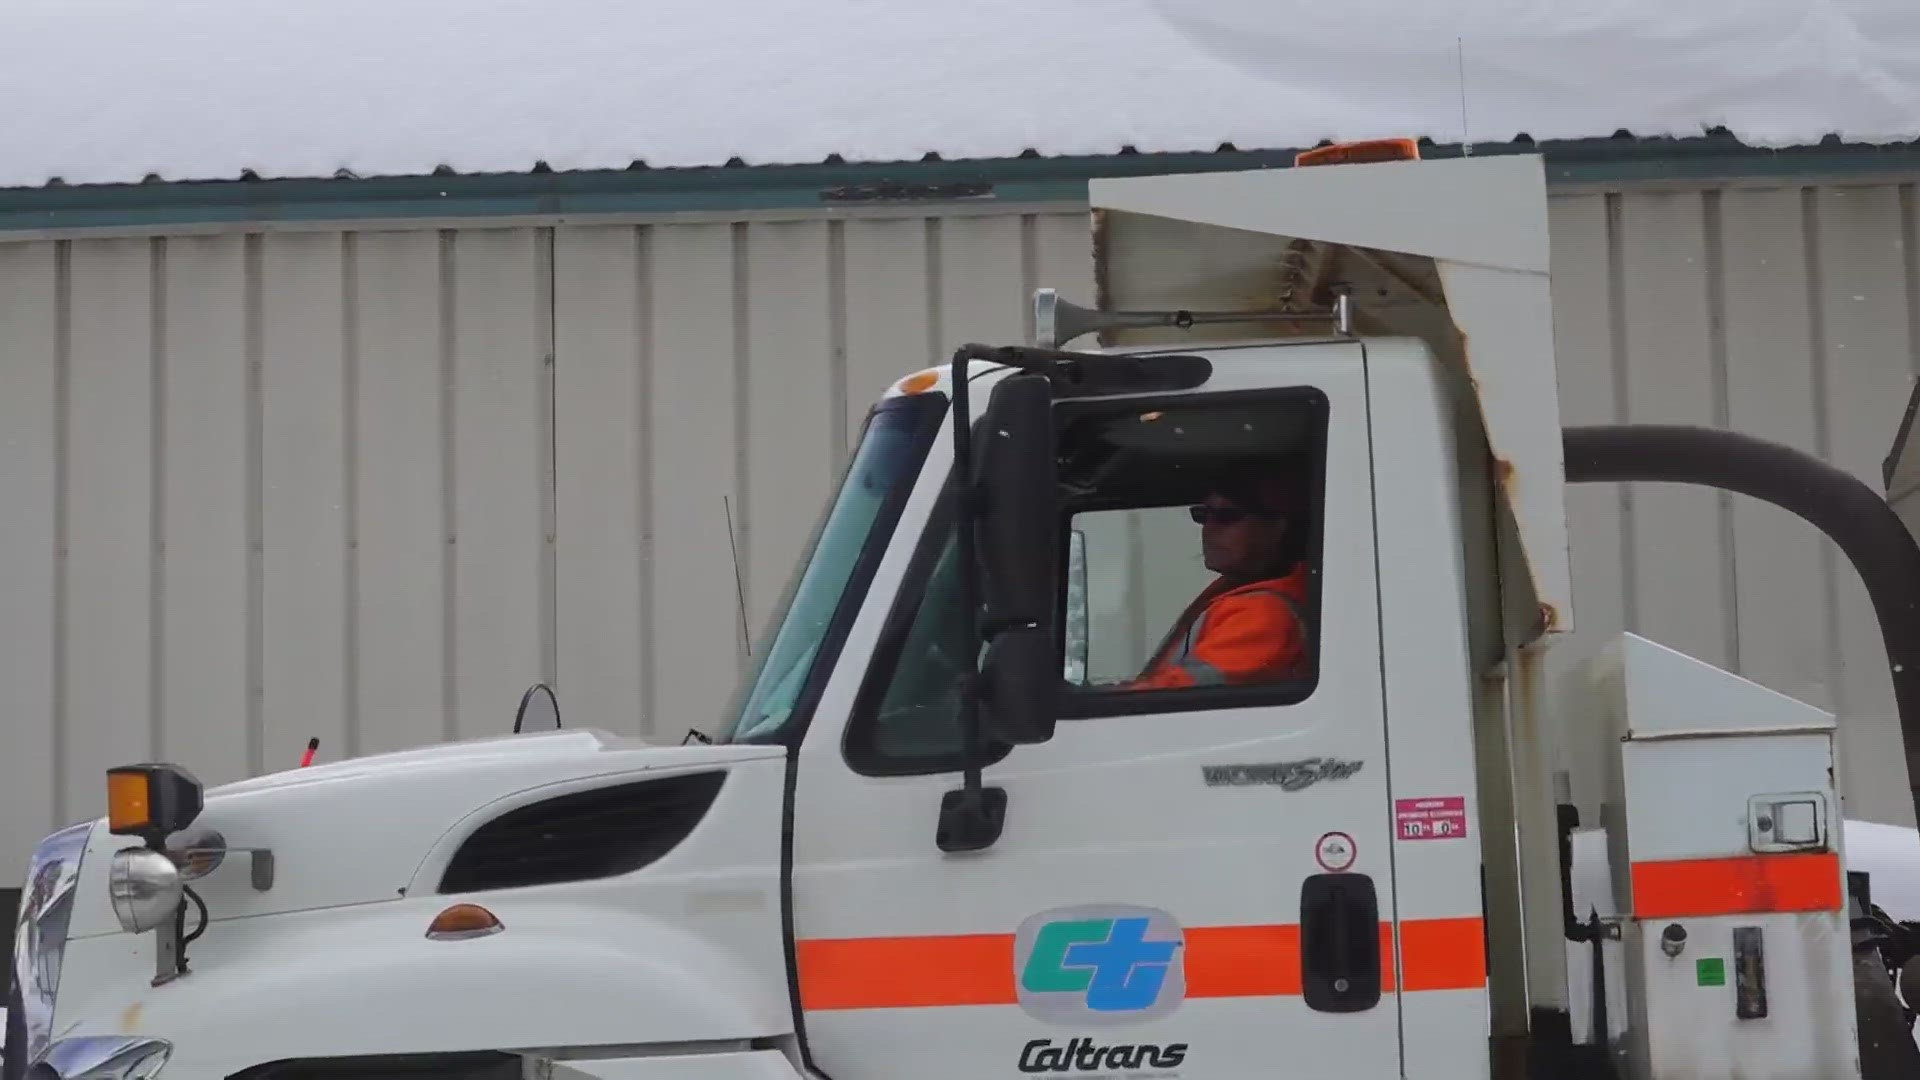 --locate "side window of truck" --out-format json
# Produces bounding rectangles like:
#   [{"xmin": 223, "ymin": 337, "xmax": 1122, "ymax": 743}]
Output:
[
  {"xmin": 844, "ymin": 391, "xmax": 1326, "ymax": 776},
  {"xmin": 845, "ymin": 530, "xmax": 974, "ymax": 772}
]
